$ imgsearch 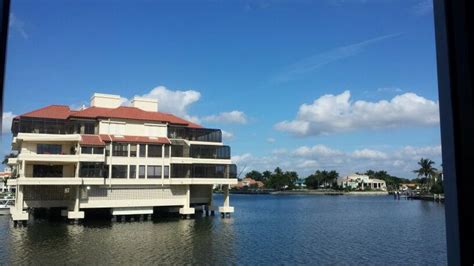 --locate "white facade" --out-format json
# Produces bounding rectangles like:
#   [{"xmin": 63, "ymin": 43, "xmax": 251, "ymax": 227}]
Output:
[
  {"xmin": 337, "ymin": 174, "xmax": 387, "ymax": 191},
  {"xmin": 7, "ymin": 93, "xmax": 237, "ymax": 222}
]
